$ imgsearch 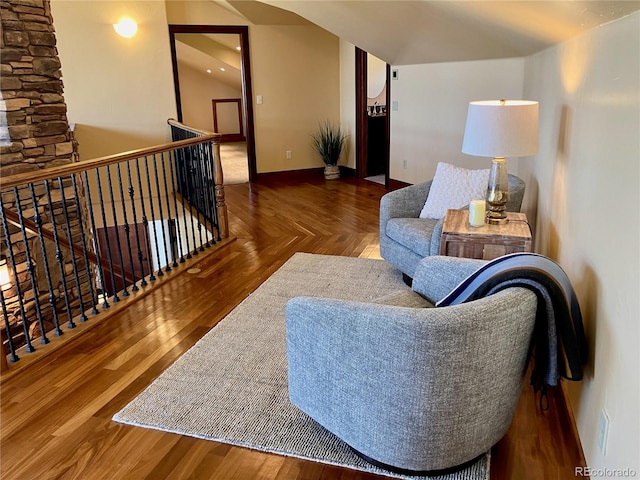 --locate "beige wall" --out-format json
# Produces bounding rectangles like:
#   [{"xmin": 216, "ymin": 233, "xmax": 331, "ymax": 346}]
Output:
[
  {"xmin": 167, "ymin": 1, "xmax": 341, "ymax": 173},
  {"xmin": 178, "ymin": 62, "xmax": 242, "ymax": 133},
  {"xmin": 50, "ymin": 0, "xmax": 177, "ymax": 160},
  {"xmin": 251, "ymin": 25, "xmax": 340, "ymax": 172},
  {"xmin": 389, "ymin": 57, "xmax": 525, "ymax": 184},
  {"xmin": 520, "ymin": 12, "xmax": 639, "ymax": 473}
]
